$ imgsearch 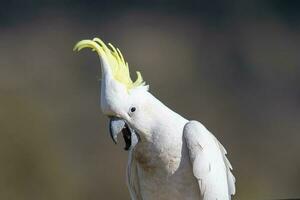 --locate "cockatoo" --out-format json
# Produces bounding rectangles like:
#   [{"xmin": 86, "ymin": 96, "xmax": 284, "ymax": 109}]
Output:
[{"xmin": 74, "ymin": 38, "xmax": 236, "ymax": 200}]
